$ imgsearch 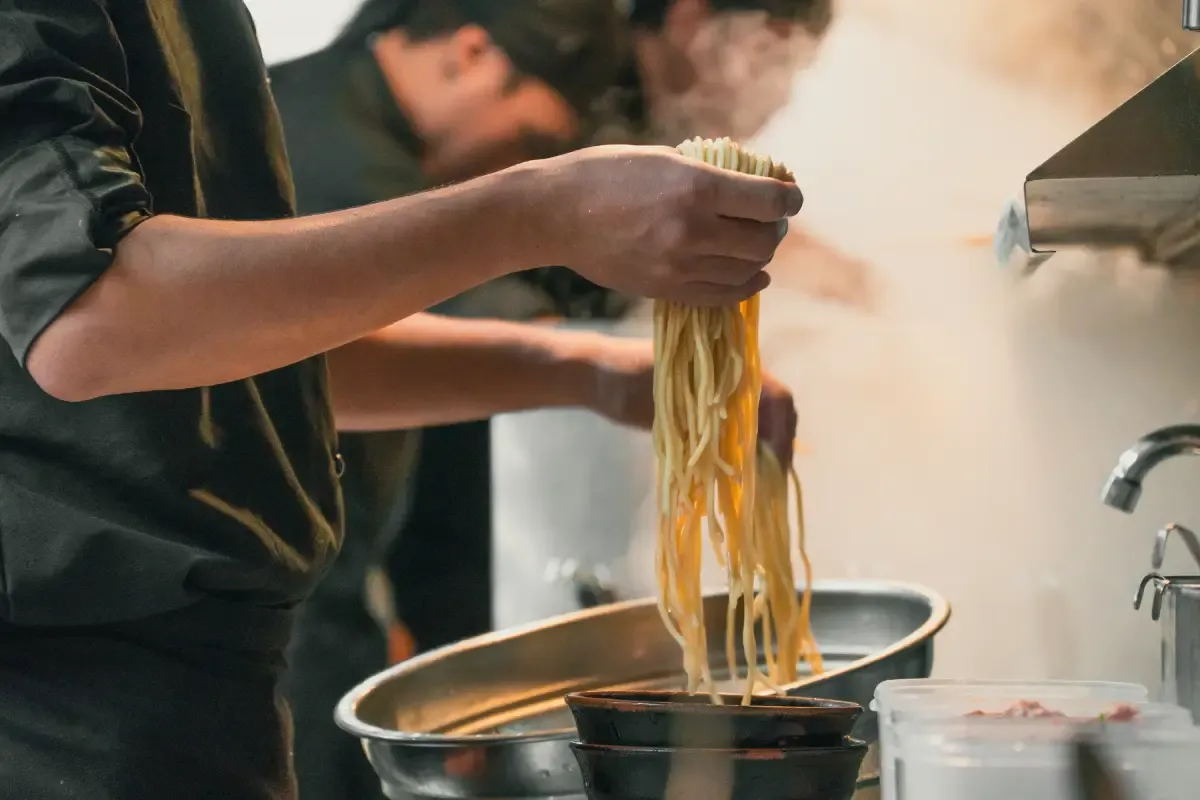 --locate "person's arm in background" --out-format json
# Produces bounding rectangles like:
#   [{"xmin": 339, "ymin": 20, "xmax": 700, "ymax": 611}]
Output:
[
  {"xmin": 328, "ymin": 313, "xmax": 798, "ymax": 464},
  {"xmin": 771, "ymin": 227, "xmax": 877, "ymax": 311},
  {"xmin": 327, "ymin": 314, "xmax": 608, "ymax": 431},
  {"xmin": 0, "ymin": 4, "xmax": 800, "ymax": 404}
]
